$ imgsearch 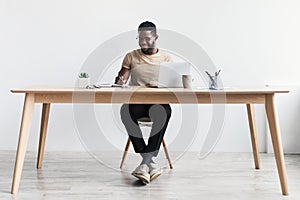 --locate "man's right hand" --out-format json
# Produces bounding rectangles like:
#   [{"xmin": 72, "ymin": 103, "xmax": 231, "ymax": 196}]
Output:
[
  {"xmin": 115, "ymin": 67, "xmax": 130, "ymax": 85},
  {"xmin": 115, "ymin": 75, "xmax": 126, "ymax": 85}
]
